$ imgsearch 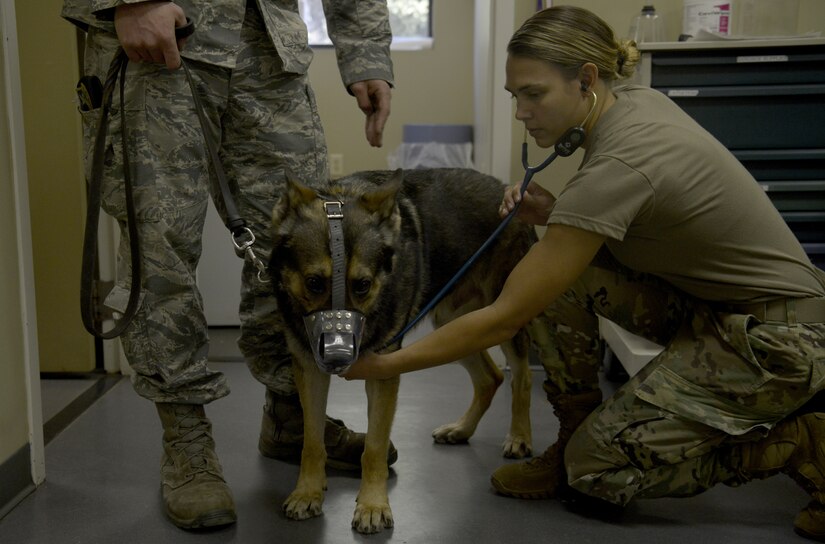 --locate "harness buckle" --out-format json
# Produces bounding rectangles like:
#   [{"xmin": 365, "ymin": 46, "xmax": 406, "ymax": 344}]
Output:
[{"xmin": 324, "ymin": 201, "xmax": 344, "ymax": 219}]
